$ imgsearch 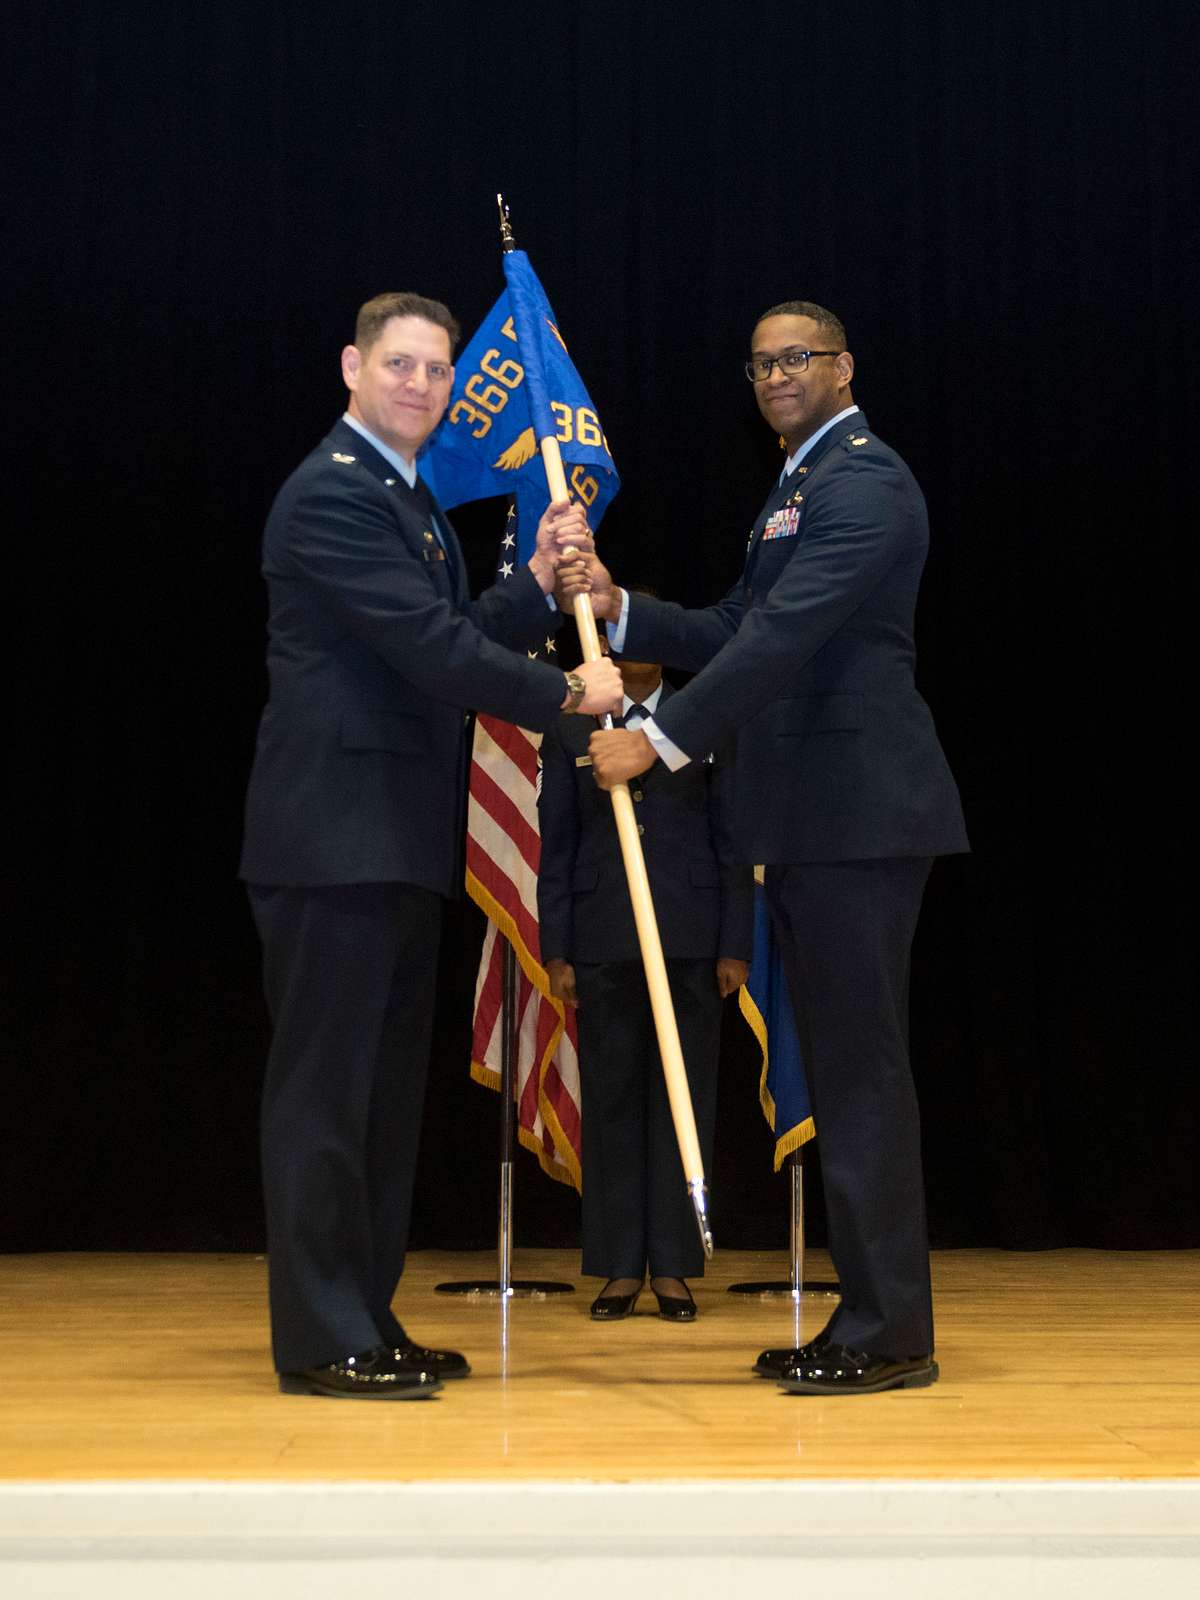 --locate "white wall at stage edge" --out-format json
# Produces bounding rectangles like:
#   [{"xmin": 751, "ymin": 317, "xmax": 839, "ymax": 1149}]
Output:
[{"xmin": 1, "ymin": 1480, "xmax": 1199, "ymax": 1600}]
